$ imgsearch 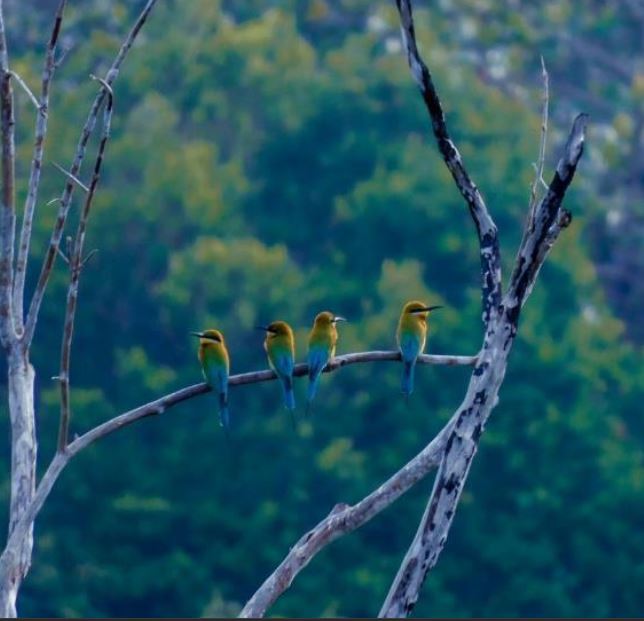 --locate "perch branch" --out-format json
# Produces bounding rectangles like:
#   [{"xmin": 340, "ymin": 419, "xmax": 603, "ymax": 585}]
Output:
[
  {"xmin": 13, "ymin": 0, "xmax": 66, "ymax": 330},
  {"xmin": 23, "ymin": 0, "xmax": 158, "ymax": 346},
  {"xmin": 58, "ymin": 79, "xmax": 113, "ymax": 452},
  {"xmin": 394, "ymin": 0, "xmax": 501, "ymax": 325},
  {"xmin": 0, "ymin": 349, "xmax": 476, "ymax": 589}
]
